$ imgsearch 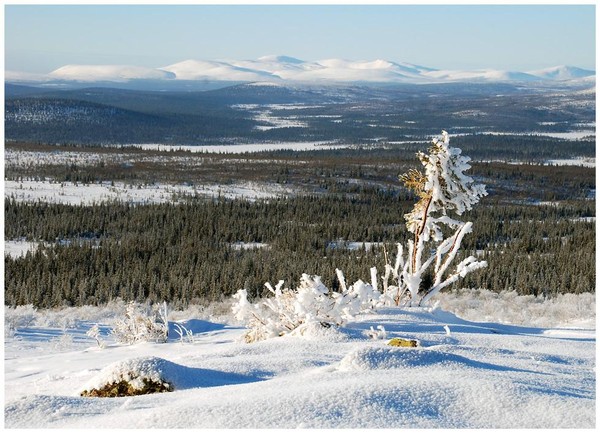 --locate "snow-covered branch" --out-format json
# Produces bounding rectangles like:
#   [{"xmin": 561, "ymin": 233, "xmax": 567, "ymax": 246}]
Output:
[{"xmin": 232, "ymin": 273, "xmax": 382, "ymax": 342}]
